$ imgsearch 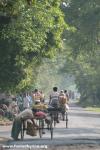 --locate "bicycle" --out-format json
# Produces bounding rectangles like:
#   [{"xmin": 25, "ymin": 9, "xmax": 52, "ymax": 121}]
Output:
[{"xmin": 48, "ymin": 107, "xmax": 68, "ymax": 128}]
